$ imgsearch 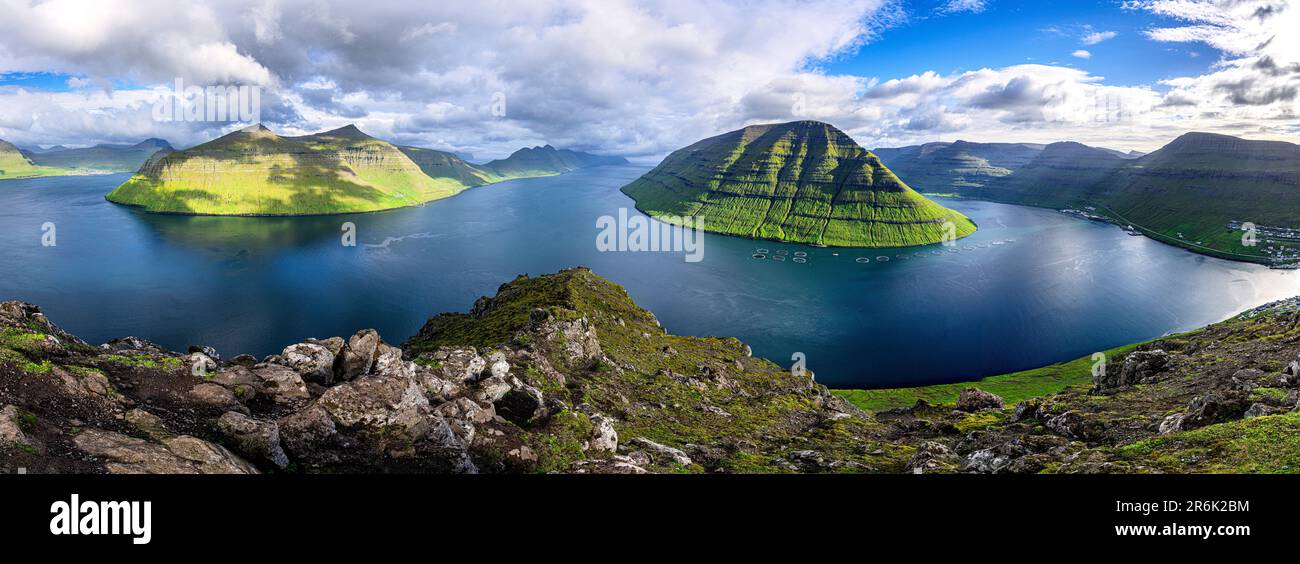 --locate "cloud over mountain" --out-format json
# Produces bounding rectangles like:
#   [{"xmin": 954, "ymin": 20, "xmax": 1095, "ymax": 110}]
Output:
[{"xmin": 0, "ymin": 0, "xmax": 1296, "ymax": 156}]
